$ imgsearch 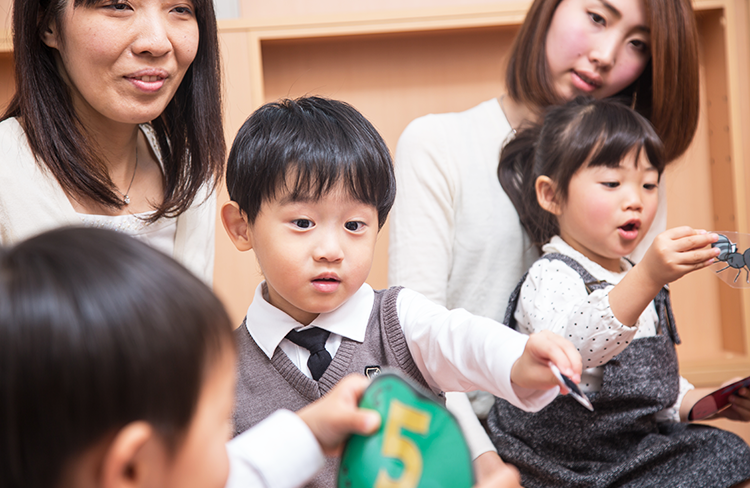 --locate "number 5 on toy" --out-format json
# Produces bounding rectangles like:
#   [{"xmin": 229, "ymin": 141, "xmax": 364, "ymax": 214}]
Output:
[
  {"xmin": 375, "ymin": 400, "xmax": 430, "ymax": 487},
  {"xmin": 338, "ymin": 372, "xmax": 473, "ymax": 488}
]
